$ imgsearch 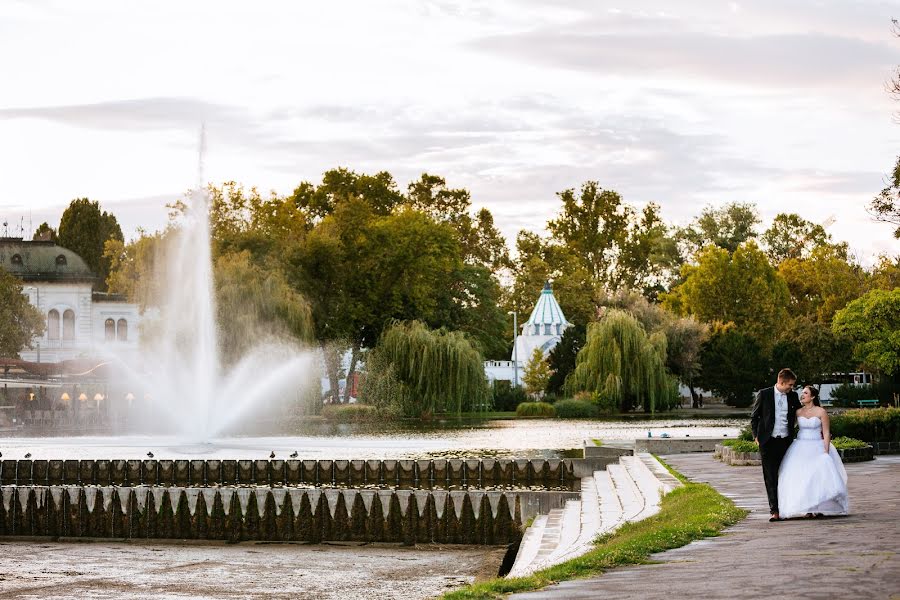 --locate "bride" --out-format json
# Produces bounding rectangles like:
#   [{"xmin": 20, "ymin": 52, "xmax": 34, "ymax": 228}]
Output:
[{"xmin": 777, "ymin": 385, "xmax": 849, "ymax": 518}]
